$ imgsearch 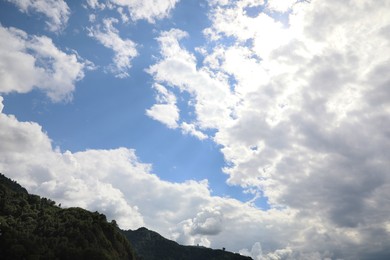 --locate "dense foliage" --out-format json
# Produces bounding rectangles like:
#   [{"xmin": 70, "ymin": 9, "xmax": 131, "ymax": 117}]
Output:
[
  {"xmin": 0, "ymin": 173, "xmax": 135, "ymax": 260},
  {"xmin": 122, "ymin": 227, "xmax": 252, "ymax": 260}
]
